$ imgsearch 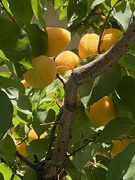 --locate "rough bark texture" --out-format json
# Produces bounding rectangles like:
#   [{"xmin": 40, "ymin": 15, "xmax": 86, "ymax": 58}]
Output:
[{"xmin": 42, "ymin": 18, "xmax": 135, "ymax": 179}]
